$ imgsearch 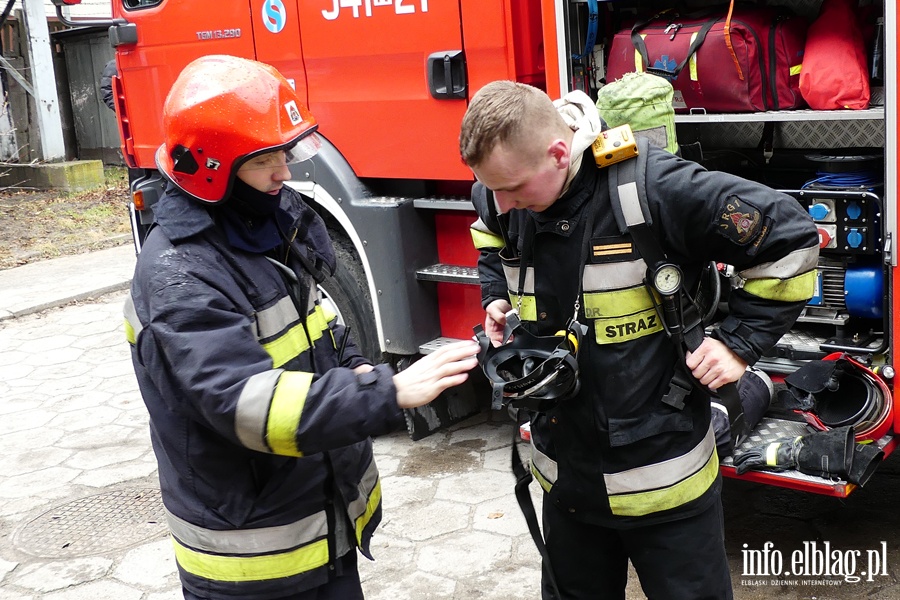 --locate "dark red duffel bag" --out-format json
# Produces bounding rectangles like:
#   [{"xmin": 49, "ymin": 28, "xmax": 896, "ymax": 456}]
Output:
[{"xmin": 606, "ymin": 3, "xmax": 807, "ymax": 113}]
